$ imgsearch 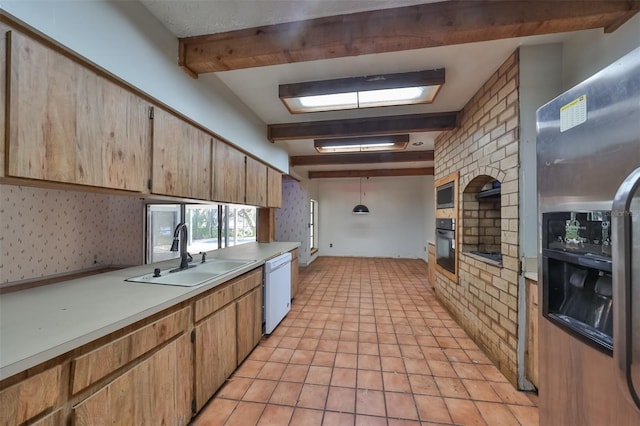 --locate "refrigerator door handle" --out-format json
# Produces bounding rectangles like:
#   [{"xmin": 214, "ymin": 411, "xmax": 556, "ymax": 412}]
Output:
[{"xmin": 613, "ymin": 166, "xmax": 640, "ymax": 410}]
